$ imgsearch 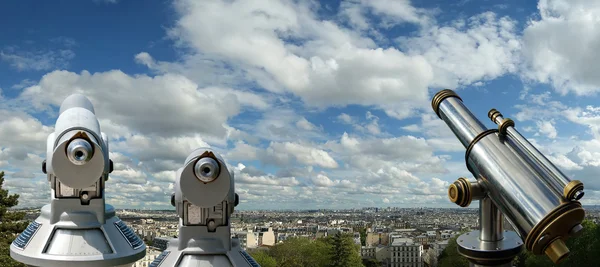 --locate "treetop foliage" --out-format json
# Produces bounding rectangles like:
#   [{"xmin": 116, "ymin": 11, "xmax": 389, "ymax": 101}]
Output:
[
  {"xmin": 0, "ymin": 171, "xmax": 29, "ymax": 267},
  {"xmin": 439, "ymin": 220, "xmax": 600, "ymax": 267},
  {"xmin": 250, "ymin": 232, "xmax": 365, "ymax": 267}
]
